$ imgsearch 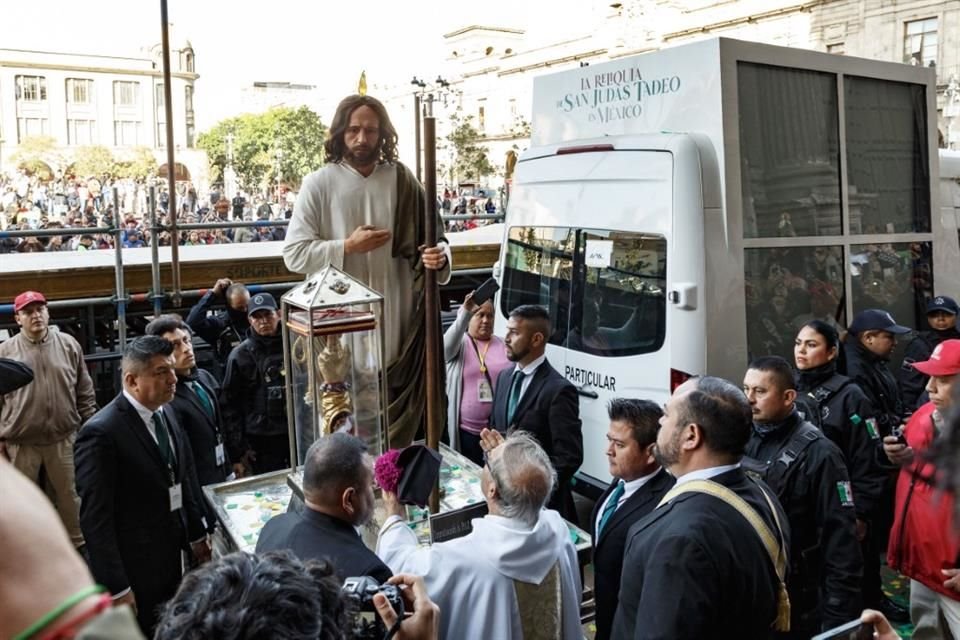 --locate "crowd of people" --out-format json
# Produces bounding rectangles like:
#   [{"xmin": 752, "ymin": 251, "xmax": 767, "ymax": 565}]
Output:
[
  {"xmin": 2, "ymin": 92, "xmax": 958, "ymax": 640},
  {"xmin": 0, "ymin": 169, "xmax": 292, "ymax": 253}
]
